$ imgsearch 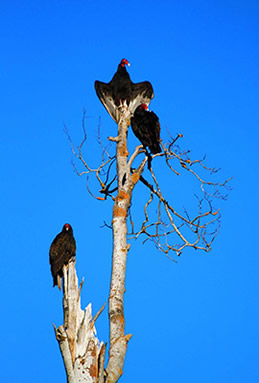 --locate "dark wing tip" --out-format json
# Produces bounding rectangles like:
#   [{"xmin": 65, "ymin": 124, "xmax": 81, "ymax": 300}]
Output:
[
  {"xmin": 94, "ymin": 80, "xmax": 100, "ymax": 87},
  {"xmin": 94, "ymin": 80, "xmax": 102, "ymax": 94}
]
